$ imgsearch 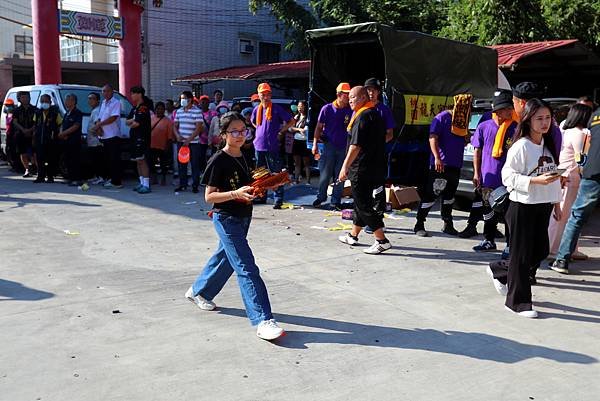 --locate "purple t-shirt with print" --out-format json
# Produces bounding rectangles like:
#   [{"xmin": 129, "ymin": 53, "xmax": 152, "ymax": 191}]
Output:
[
  {"xmin": 318, "ymin": 103, "xmax": 353, "ymax": 150},
  {"xmin": 429, "ymin": 110, "xmax": 466, "ymax": 169},
  {"xmin": 471, "ymin": 118, "xmax": 517, "ymax": 189},
  {"xmin": 375, "ymin": 102, "xmax": 396, "ymax": 131},
  {"xmin": 251, "ymin": 103, "xmax": 292, "ymax": 153}
]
